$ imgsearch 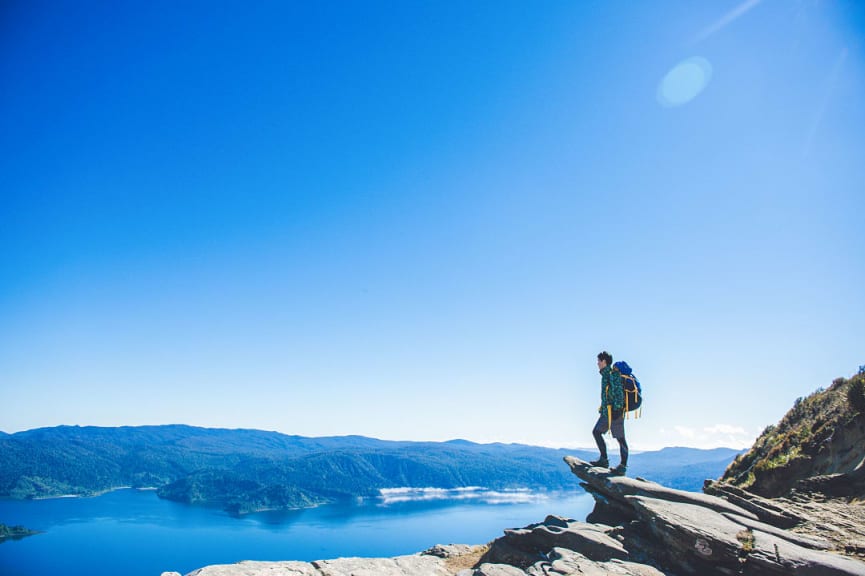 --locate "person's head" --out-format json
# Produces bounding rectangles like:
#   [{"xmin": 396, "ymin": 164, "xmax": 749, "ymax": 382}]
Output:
[{"xmin": 597, "ymin": 351, "xmax": 613, "ymax": 370}]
